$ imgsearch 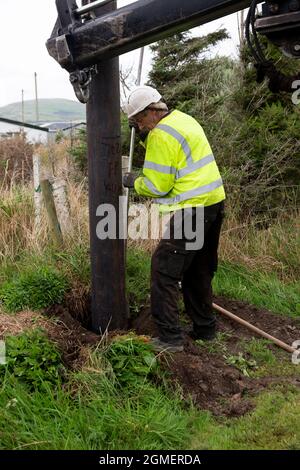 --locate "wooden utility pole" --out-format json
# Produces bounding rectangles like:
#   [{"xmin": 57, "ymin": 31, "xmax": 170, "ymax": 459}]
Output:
[
  {"xmin": 82, "ymin": 0, "xmax": 128, "ymax": 333},
  {"xmin": 237, "ymin": 9, "xmax": 245, "ymax": 51},
  {"xmin": 47, "ymin": 0, "xmax": 253, "ymax": 335},
  {"xmin": 21, "ymin": 89, "xmax": 25, "ymax": 123},
  {"xmin": 34, "ymin": 72, "xmax": 40, "ymax": 123}
]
